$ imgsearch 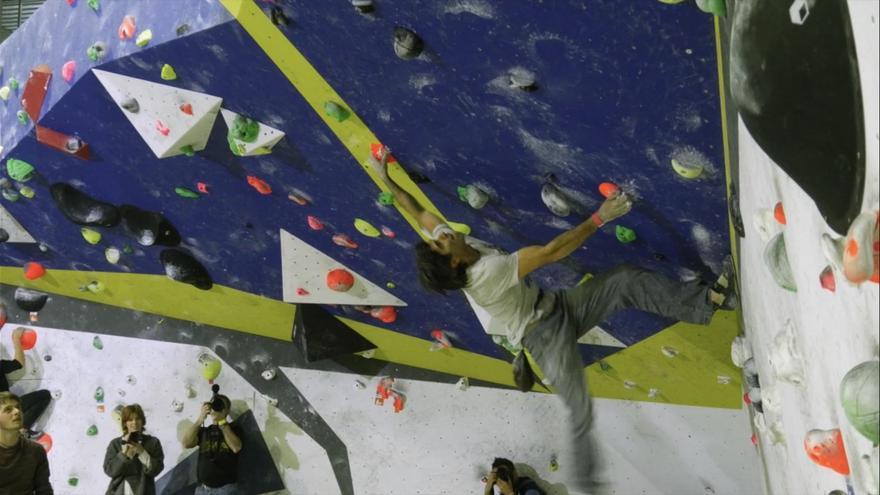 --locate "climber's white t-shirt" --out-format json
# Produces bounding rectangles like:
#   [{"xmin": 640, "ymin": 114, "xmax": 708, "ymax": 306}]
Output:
[{"xmin": 430, "ymin": 224, "xmax": 543, "ymax": 345}]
